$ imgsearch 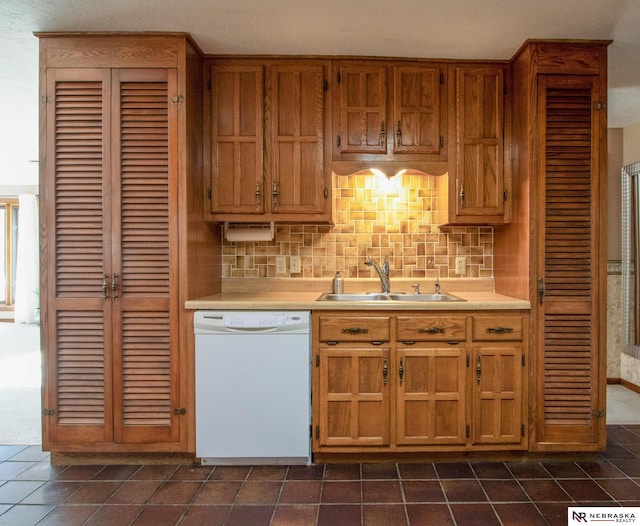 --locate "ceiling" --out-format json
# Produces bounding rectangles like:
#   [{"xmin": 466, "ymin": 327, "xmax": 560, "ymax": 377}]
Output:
[{"xmin": 2, "ymin": 0, "xmax": 640, "ymax": 131}]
